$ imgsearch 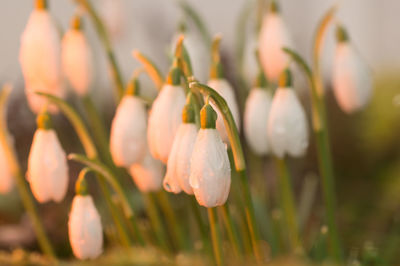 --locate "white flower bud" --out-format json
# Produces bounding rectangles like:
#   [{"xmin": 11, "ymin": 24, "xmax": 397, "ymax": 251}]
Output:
[
  {"xmin": 62, "ymin": 28, "xmax": 92, "ymax": 96},
  {"xmin": 267, "ymin": 87, "xmax": 309, "ymax": 158},
  {"xmin": 68, "ymin": 195, "xmax": 103, "ymax": 260},
  {"xmin": 332, "ymin": 42, "xmax": 372, "ymax": 113},
  {"xmin": 163, "ymin": 123, "xmax": 198, "ymax": 195},
  {"xmin": 207, "ymin": 79, "xmax": 240, "ymax": 144},
  {"xmin": 147, "ymin": 84, "xmax": 186, "ymax": 164},
  {"xmin": 258, "ymin": 12, "xmax": 292, "ymax": 82},
  {"xmin": 190, "ymin": 129, "xmax": 231, "ymax": 208},
  {"xmin": 129, "ymin": 150, "xmax": 164, "ymax": 192},
  {"xmin": 27, "ymin": 129, "xmax": 68, "ymax": 203},
  {"xmin": 244, "ymin": 88, "xmax": 272, "ymax": 155},
  {"xmin": 110, "ymin": 95, "xmax": 147, "ymax": 167},
  {"xmin": 19, "ymin": 9, "xmax": 64, "ymax": 113},
  {"xmin": 0, "ymin": 140, "xmax": 14, "ymax": 194},
  {"xmin": 100, "ymin": 0, "xmax": 125, "ymax": 40}
]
